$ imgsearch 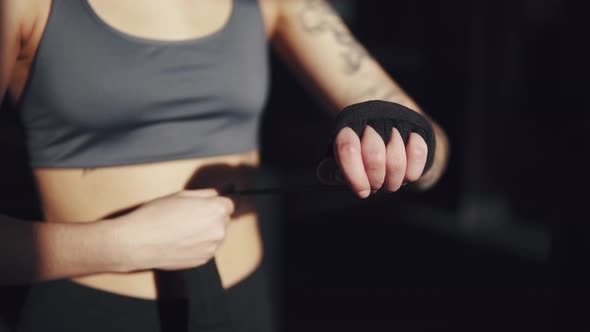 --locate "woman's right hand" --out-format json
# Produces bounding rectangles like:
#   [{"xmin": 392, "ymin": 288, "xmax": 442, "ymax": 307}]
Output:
[{"xmin": 109, "ymin": 189, "xmax": 235, "ymax": 272}]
